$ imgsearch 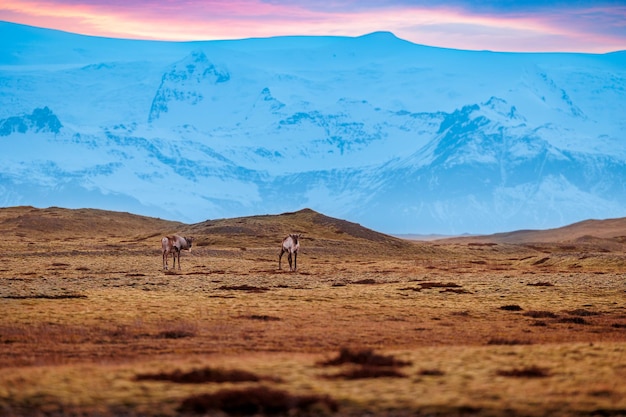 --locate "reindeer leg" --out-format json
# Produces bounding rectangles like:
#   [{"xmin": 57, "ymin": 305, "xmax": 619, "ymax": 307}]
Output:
[
  {"xmin": 177, "ymin": 249, "xmax": 182, "ymax": 270},
  {"xmin": 287, "ymin": 253, "xmax": 293, "ymax": 271},
  {"xmin": 163, "ymin": 250, "xmax": 168, "ymax": 270},
  {"xmin": 293, "ymin": 251, "xmax": 297, "ymax": 272}
]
